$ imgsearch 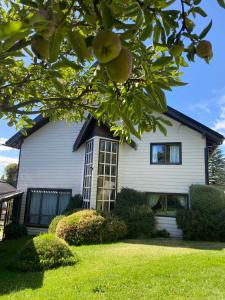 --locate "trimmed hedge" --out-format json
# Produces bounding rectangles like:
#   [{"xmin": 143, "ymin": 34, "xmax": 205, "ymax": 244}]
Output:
[
  {"xmin": 115, "ymin": 188, "xmax": 155, "ymax": 238},
  {"xmin": 190, "ymin": 184, "xmax": 225, "ymax": 215},
  {"xmin": 4, "ymin": 223, "xmax": 27, "ymax": 239},
  {"xmin": 11, "ymin": 233, "xmax": 77, "ymax": 272},
  {"xmin": 48, "ymin": 215, "xmax": 65, "ymax": 234},
  {"xmin": 177, "ymin": 184, "xmax": 225, "ymax": 241},
  {"xmin": 56, "ymin": 210, "xmax": 127, "ymax": 245}
]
